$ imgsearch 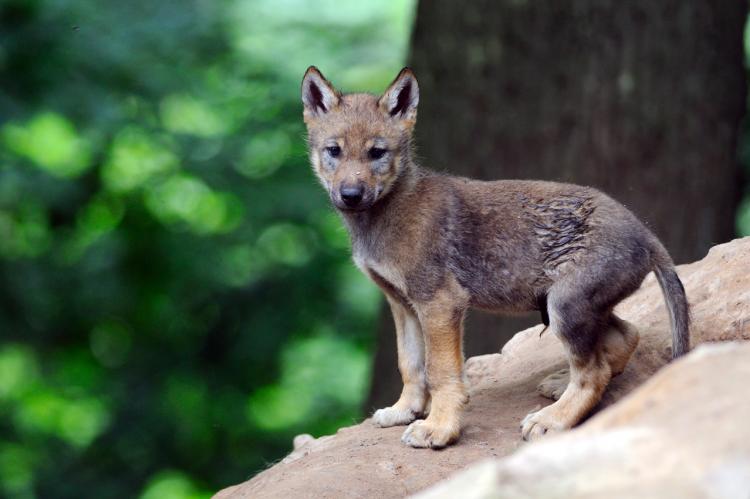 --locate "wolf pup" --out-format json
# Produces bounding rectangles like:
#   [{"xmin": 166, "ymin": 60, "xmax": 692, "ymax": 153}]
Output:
[{"xmin": 301, "ymin": 66, "xmax": 689, "ymax": 448}]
